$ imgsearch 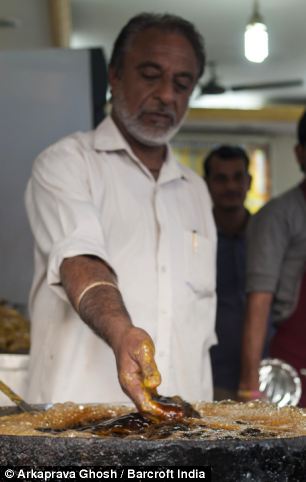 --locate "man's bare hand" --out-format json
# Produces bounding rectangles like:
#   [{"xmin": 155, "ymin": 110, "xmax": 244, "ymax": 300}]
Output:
[
  {"xmin": 113, "ymin": 326, "xmax": 160, "ymax": 410},
  {"xmin": 113, "ymin": 326, "xmax": 183, "ymax": 419}
]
